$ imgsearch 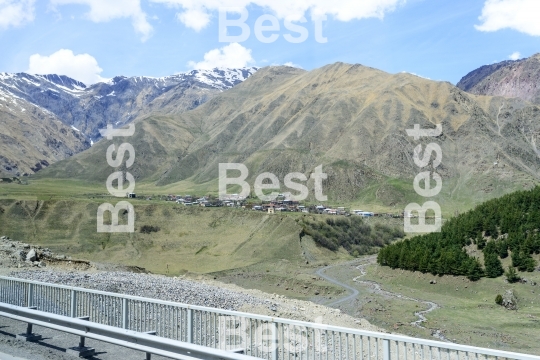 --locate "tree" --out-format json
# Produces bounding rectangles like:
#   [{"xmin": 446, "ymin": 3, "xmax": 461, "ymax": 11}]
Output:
[
  {"xmin": 505, "ymin": 266, "xmax": 520, "ymax": 283},
  {"xmin": 484, "ymin": 253, "xmax": 504, "ymax": 278},
  {"xmin": 467, "ymin": 259, "xmax": 484, "ymax": 281},
  {"xmin": 497, "ymin": 240, "xmax": 509, "ymax": 259},
  {"xmin": 495, "ymin": 294, "xmax": 503, "ymax": 305},
  {"xmin": 476, "ymin": 233, "xmax": 487, "ymax": 250}
]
